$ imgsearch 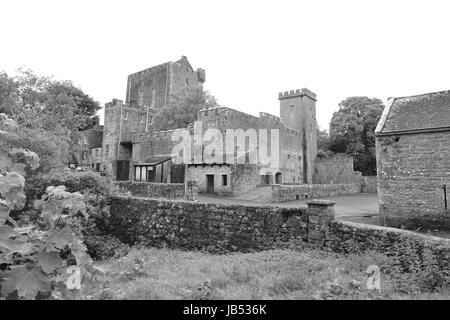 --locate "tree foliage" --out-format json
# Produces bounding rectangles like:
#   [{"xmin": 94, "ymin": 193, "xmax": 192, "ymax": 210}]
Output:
[
  {"xmin": 153, "ymin": 87, "xmax": 220, "ymax": 130},
  {"xmin": 0, "ymin": 69, "xmax": 101, "ymax": 164},
  {"xmin": 328, "ymin": 97, "xmax": 384, "ymax": 175}
]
